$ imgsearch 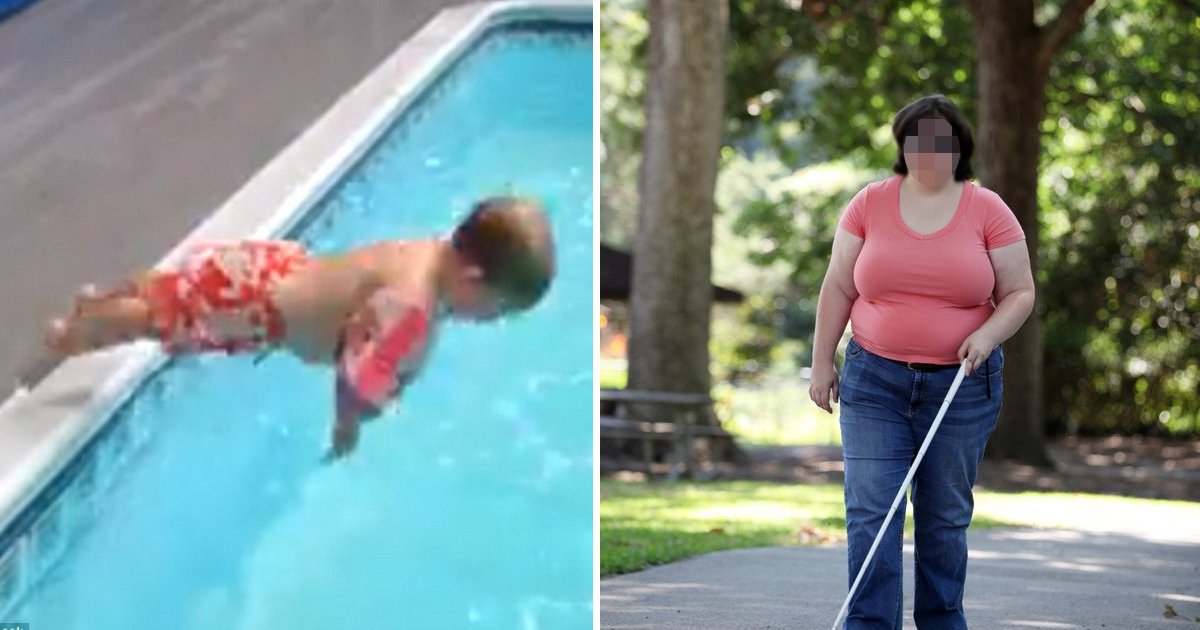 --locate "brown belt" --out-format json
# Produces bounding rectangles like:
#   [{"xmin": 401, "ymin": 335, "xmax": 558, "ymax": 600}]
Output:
[
  {"xmin": 879, "ymin": 356, "xmax": 960, "ymax": 372},
  {"xmin": 877, "ymin": 354, "xmax": 993, "ymax": 399}
]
